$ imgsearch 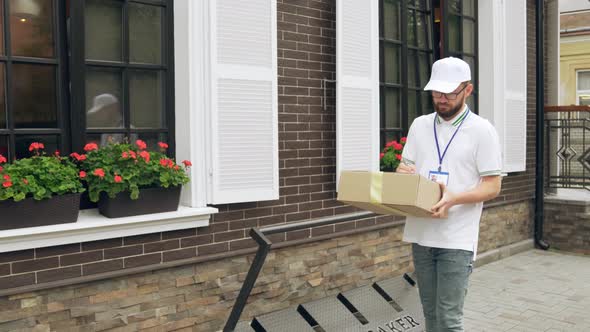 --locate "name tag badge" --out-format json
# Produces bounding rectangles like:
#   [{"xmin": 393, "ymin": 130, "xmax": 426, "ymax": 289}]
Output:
[{"xmin": 428, "ymin": 170, "xmax": 449, "ymax": 186}]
